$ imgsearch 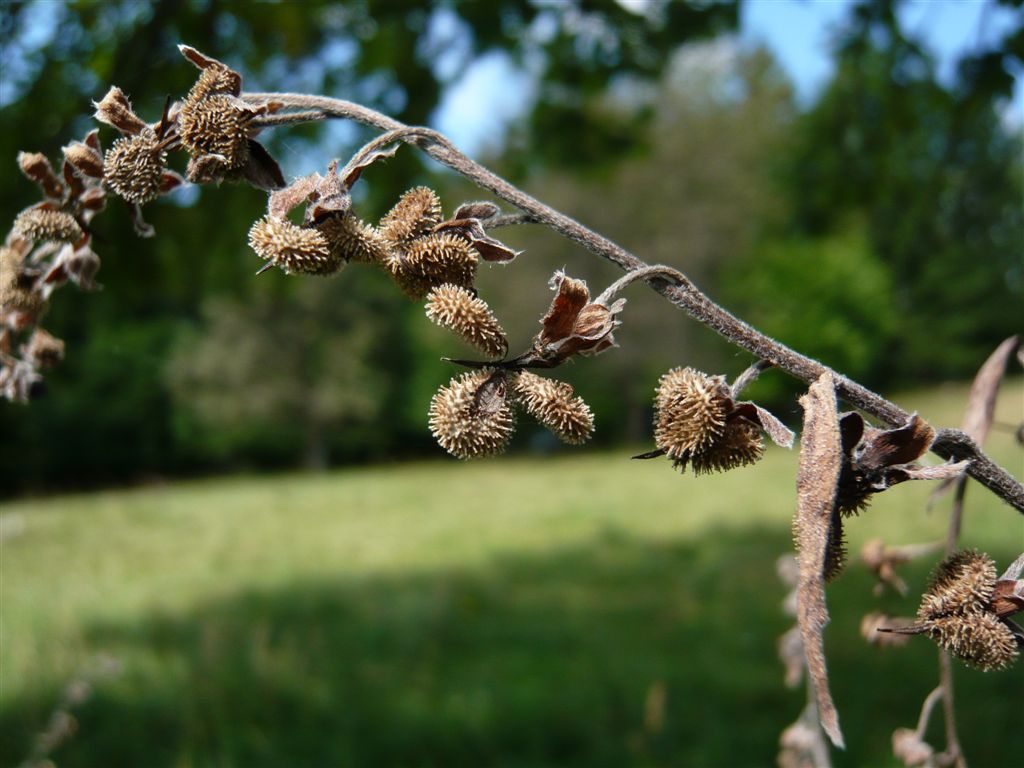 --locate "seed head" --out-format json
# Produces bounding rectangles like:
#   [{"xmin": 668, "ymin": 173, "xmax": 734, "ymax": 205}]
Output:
[
  {"xmin": 388, "ymin": 232, "xmax": 479, "ymax": 298},
  {"xmin": 654, "ymin": 367, "xmax": 730, "ymax": 459},
  {"xmin": 379, "ymin": 187, "xmax": 442, "ymax": 244},
  {"xmin": 512, "ymin": 371, "xmax": 594, "ymax": 444},
  {"xmin": 316, "ymin": 214, "xmax": 390, "ymax": 265},
  {"xmin": 248, "ymin": 216, "xmax": 340, "ymax": 276},
  {"xmin": 1, "ymin": 246, "xmax": 42, "ymax": 314},
  {"xmin": 13, "ymin": 208, "xmax": 83, "ymax": 244},
  {"xmin": 18, "ymin": 152, "xmax": 64, "ymax": 198},
  {"xmin": 26, "ymin": 329, "xmax": 65, "ymax": 368},
  {"xmin": 425, "ymin": 284, "xmax": 508, "ymax": 359},
  {"xmin": 178, "ymin": 94, "xmax": 252, "ymax": 172},
  {"xmin": 918, "ymin": 550, "xmax": 997, "ymax": 620},
  {"xmin": 103, "ymin": 131, "xmax": 167, "ymax": 205},
  {"xmin": 689, "ymin": 417, "xmax": 765, "ymax": 474},
  {"xmin": 926, "ymin": 612, "xmax": 1019, "ymax": 671},
  {"xmin": 185, "ymin": 62, "xmax": 242, "ymax": 105},
  {"xmin": 428, "ymin": 370, "xmax": 515, "ymax": 459}
]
